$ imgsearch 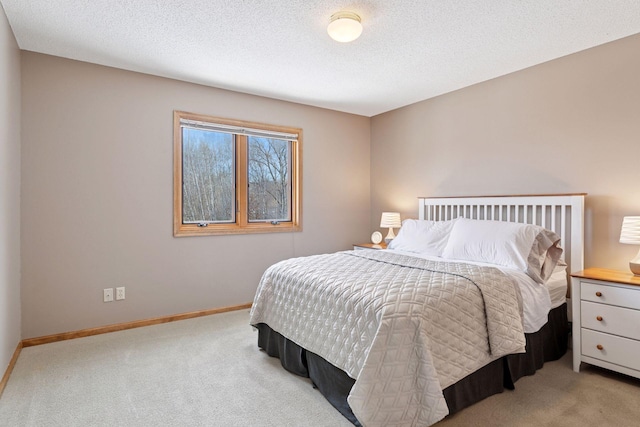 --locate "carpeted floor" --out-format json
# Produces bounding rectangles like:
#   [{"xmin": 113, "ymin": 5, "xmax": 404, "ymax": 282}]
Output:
[
  {"xmin": 1, "ymin": 309, "xmax": 639, "ymax": 426},
  {"xmin": 438, "ymin": 346, "xmax": 640, "ymax": 426}
]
